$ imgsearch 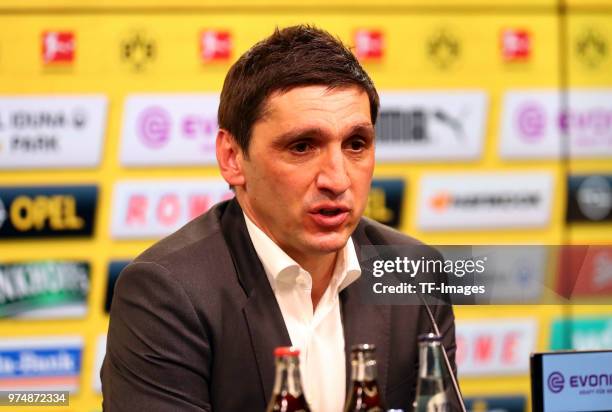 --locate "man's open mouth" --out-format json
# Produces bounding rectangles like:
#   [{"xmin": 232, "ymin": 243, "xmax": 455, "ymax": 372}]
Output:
[{"xmin": 318, "ymin": 208, "xmax": 343, "ymax": 217}]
